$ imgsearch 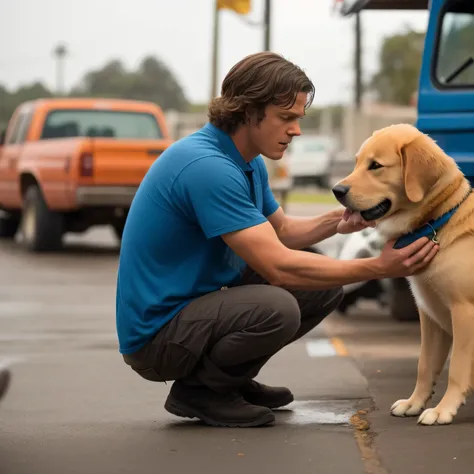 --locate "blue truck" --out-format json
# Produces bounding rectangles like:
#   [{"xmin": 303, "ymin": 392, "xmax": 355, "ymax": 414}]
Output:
[{"xmin": 336, "ymin": 0, "xmax": 474, "ymax": 321}]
